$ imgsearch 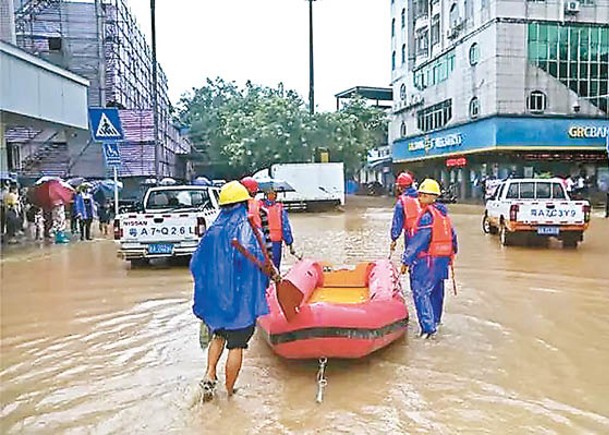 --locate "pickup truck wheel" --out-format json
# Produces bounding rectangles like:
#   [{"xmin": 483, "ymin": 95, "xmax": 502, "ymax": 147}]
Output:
[
  {"xmin": 130, "ymin": 258, "xmax": 149, "ymax": 268},
  {"xmin": 562, "ymin": 238, "xmax": 578, "ymax": 249},
  {"xmin": 500, "ymin": 225, "xmax": 515, "ymax": 246},
  {"xmin": 482, "ymin": 215, "xmax": 491, "ymax": 234}
]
